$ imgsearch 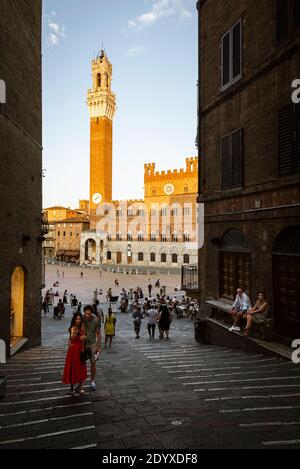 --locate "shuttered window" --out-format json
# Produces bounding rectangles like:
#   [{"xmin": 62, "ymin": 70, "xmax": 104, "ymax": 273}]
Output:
[
  {"xmin": 232, "ymin": 21, "xmax": 241, "ymax": 79},
  {"xmin": 278, "ymin": 104, "xmax": 300, "ymax": 175},
  {"xmin": 277, "ymin": 0, "xmax": 300, "ymax": 43},
  {"xmin": 294, "ymin": 0, "xmax": 300, "ymax": 30},
  {"xmin": 276, "ymin": 0, "xmax": 289, "ymax": 42},
  {"xmin": 221, "ymin": 19, "xmax": 242, "ymax": 90},
  {"xmin": 222, "ymin": 33, "xmax": 230, "ymax": 88},
  {"xmin": 221, "ymin": 128, "xmax": 243, "ymax": 190}
]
